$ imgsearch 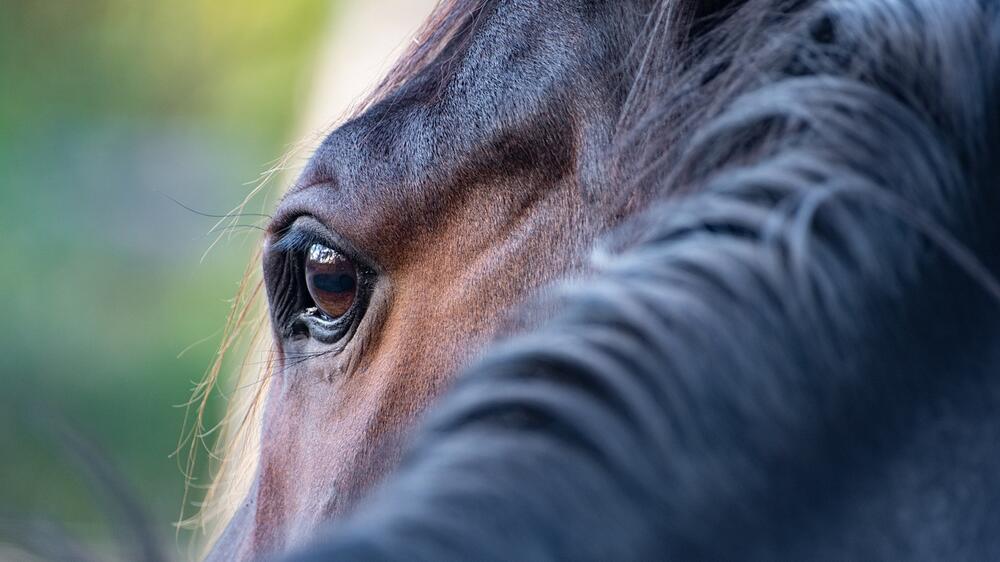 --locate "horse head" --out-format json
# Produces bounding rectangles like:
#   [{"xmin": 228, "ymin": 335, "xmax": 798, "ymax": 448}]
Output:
[{"xmin": 209, "ymin": 0, "xmax": 1000, "ymax": 558}]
